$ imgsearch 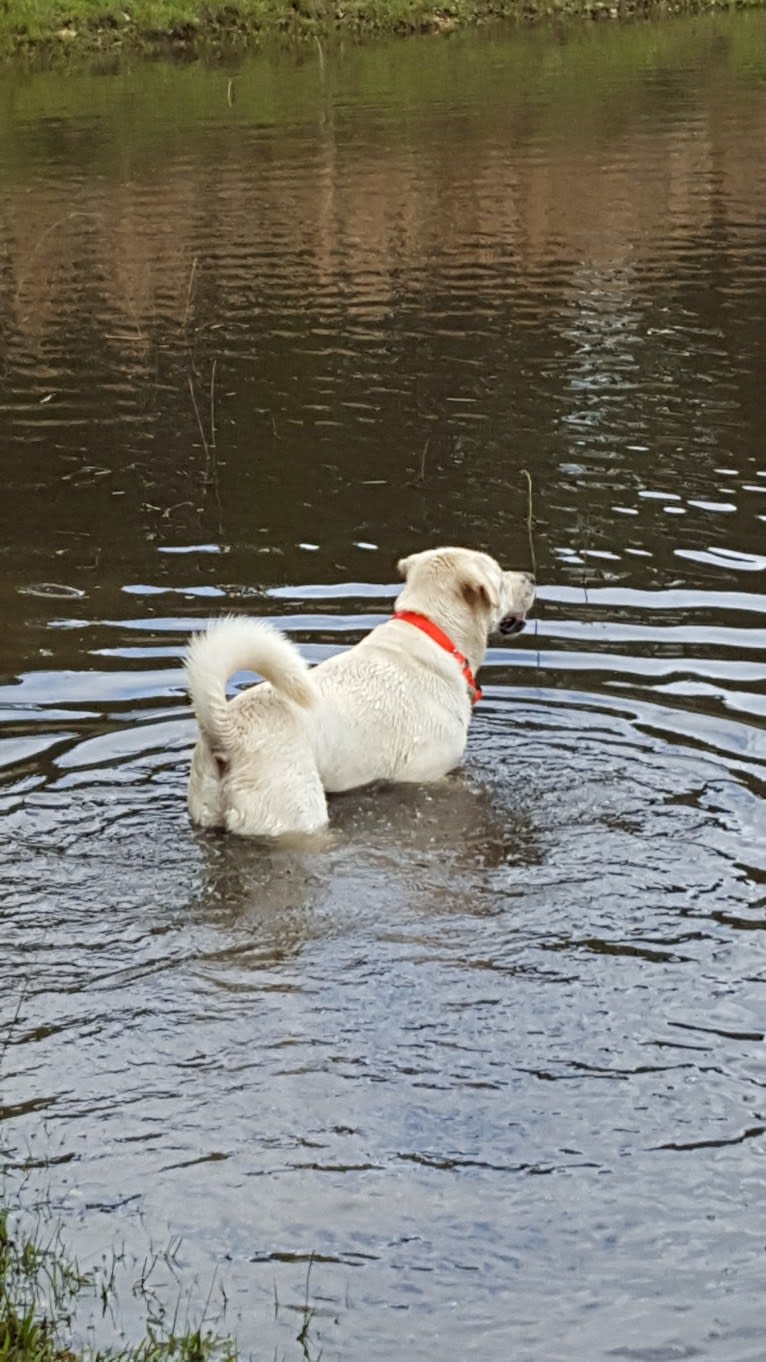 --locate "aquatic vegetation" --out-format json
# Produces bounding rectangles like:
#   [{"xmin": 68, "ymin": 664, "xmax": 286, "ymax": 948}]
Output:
[{"xmin": 0, "ymin": 1203, "xmax": 240, "ymax": 1362}]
